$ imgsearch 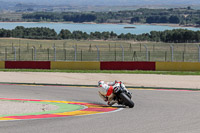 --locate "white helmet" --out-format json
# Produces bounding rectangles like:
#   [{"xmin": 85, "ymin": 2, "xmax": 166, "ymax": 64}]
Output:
[{"xmin": 98, "ymin": 80, "xmax": 104, "ymax": 87}]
